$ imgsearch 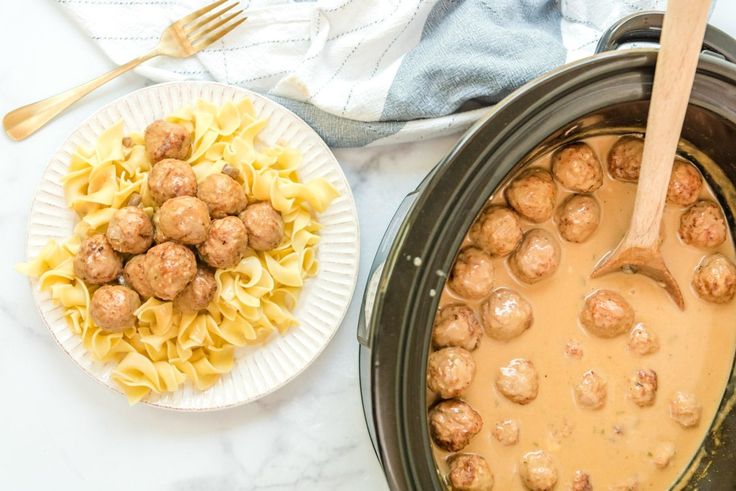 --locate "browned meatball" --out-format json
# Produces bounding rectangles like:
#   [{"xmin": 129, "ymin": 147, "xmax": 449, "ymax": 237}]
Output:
[
  {"xmin": 670, "ymin": 391, "xmax": 702, "ymax": 428},
  {"xmin": 692, "ymin": 253, "xmax": 736, "ymax": 304},
  {"xmin": 197, "ymin": 216, "xmax": 249, "ymax": 269},
  {"xmin": 608, "ymin": 135, "xmax": 643, "ymax": 182},
  {"xmin": 74, "ymin": 234, "xmax": 123, "ymax": 285},
  {"xmin": 651, "ymin": 441, "xmax": 676, "ymax": 469},
  {"xmin": 144, "ymin": 242, "xmax": 197, "ymax": 300},
  {"xmin": 173, "ymin": 267, "xmax": 217, "ymax": 313},
  {"xmin": 509, "ymin": 229, "xmax": 561, "ymax": 284},
  {"xmin": 469, "ymin": 205, "xmax": 523, "ymax": 257},
  {"xmin": 551, "ymin": 142, "xmax": 603, "ymax": 193},
  {"xmin": 555, "ymin": 194, "xmax": 600, "ymax": 243},
  {"xmin": 519, "ymin": 450, "xmax": 558, "ymax": 491},
  {"xmin": 239, "ymin": 202, "xmax": 284, "ymax": 251},
  {"xmin": 667, "ymin": 160, "xmax": 702, "ymax": 206},
  {"xmin": 580, "ymin": 290, "xmax": 634, "ymax": 338},
  {"xmin": 106, "ymin": 206, "xmax": 153, "ymax": 254},
  {"xmin": 432, "ymin": 304, "xmax": 482, "ymax": 351},
  {"xmin": 574, "ymin": 370, "xmax": 607, "ymax": 410},
  {"xmin": 627, "ymin": 323, "xmax": 660, "ymax": 356},
  {"xmin": 481, "ymin": 288, "xmax": 533, "ymax": 341},
  {"xmin": 427, "ymin": 347, "xmax": 476, "ymax": 399},
  {"xmin": 448, "ymin": 247, "xmax": 494, "ymax": 299},
  {"xmin": 496, "ymin": 359, "xmax": 538, "ymax": 405},
  {"xmin": 628, "ymin": 369, "xmax": 658, "ymax": 407},
  {"xmin": 492, "ymin": 419, "xmax": 519, "ymax": 446},
  {"xmin": 679, "ymin": 200, "xmax": 727, "ymax": 248},
  {"xmin": 123, "ymin": 254, "xmax": 154, "ymax": 299},
  {"xmin": 571, "ymin": 471, "xmax": 592, "ymax": 491},
  {"xmin": 147, "ymin": 158, "xmax": 197, "ymax": 205},
  {"xmin": 144, "ymin": 120, "xmax": 191, "ymax": 163},
  {"xmin": 89, "ymin": 285, "xmax": 140, "ymax": 332},
  {"xmin": 447, "ymin": 454, "xmax": 494, "ymax": 491},
  {"xmin": 610, "ymin": 478, "xmax": 640, "ymax": 491},
  {"xmin": 156, "ymin": 196, "xmax": 211, "ymax": 245},
  {"xmin": 505, "ymin": 168, "xmax": 557, "ymax": 223},
  {"xmin": 197, "ymin": 173, "xmax": 248, "ymax": 219},
  {"xmin": 428, "ymin": 399, "xmax": 483, "ymax": 452}
]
